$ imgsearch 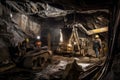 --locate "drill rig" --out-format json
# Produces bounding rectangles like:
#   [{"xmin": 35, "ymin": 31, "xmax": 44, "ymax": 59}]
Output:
[
  {"xmin": 57, "ymin": 25, "xmax": 81, "ymax": 55},
  {"xmin": 57, "ymin": 23, "xmax": 108, "ymax": 56}
]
